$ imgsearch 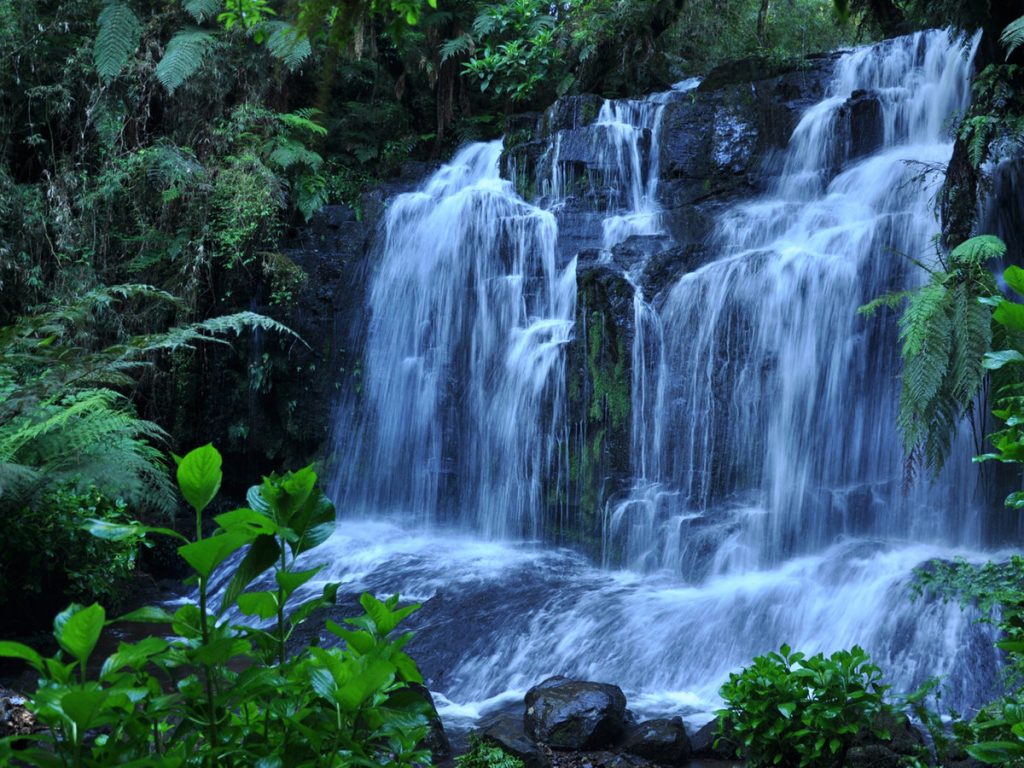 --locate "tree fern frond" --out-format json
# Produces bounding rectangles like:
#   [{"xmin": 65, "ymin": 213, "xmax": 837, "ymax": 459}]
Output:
[
  {"xmin": 950, "ymin": 282, "xmax": 992, "ymax": 402},
  {"xmin": 184, "ymin": 0, "xmax": 221, "ymax": 23},
  {"xmin": 94, "ymin": 2, "xmax": 141, "ymax": 81},
  {"xmin": 155, "ymin": 29, "xmax": 216, "ymax": 94},
  {"xmin": 440, "ymin": 33, "xmax": 474, "ymax": 61},
  {"xmin": 898, "ymin": 280, "xmax": 947, "ymax": 357},
  {"xmin": 278, "ymin": 109, "xmax": 327, "ymax": 137},
  {"xmin": 268, "ymin": 138, "xmax": 323, "ymax": 171},
  {"xmin": 1001, "ymin": 15, "xmax": 1024, "ymax": 58},
  {"xmin": 265, "ymin": 21, "xmax": 312, "ymax": 71}
]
